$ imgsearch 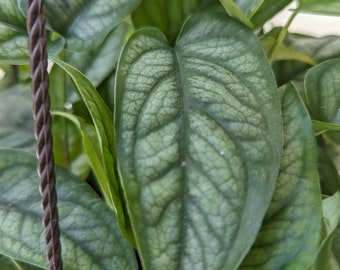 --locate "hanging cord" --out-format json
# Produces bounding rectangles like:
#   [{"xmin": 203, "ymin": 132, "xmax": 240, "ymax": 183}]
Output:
[{"xmin": 26, "ymin": 0, "xmax": 63, "ymax": 269}]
